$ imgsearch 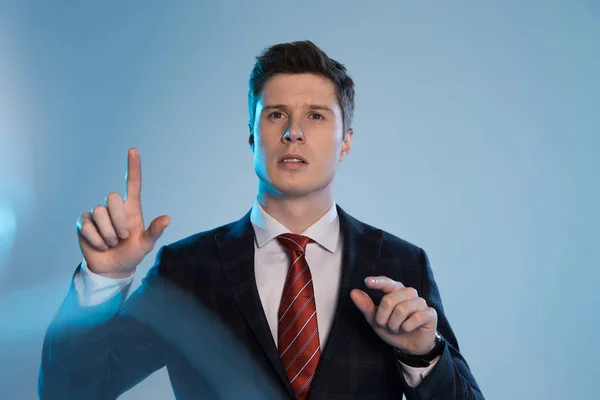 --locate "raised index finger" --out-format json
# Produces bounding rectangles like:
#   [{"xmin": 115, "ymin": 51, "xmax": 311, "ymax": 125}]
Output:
[
  {"xmin": 125, "ymin": 147, "xmax": 142, "ymax": 204},
  {"xmin": 365, "ymin": 276, "xmax": 405, "ymax": 294}
]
